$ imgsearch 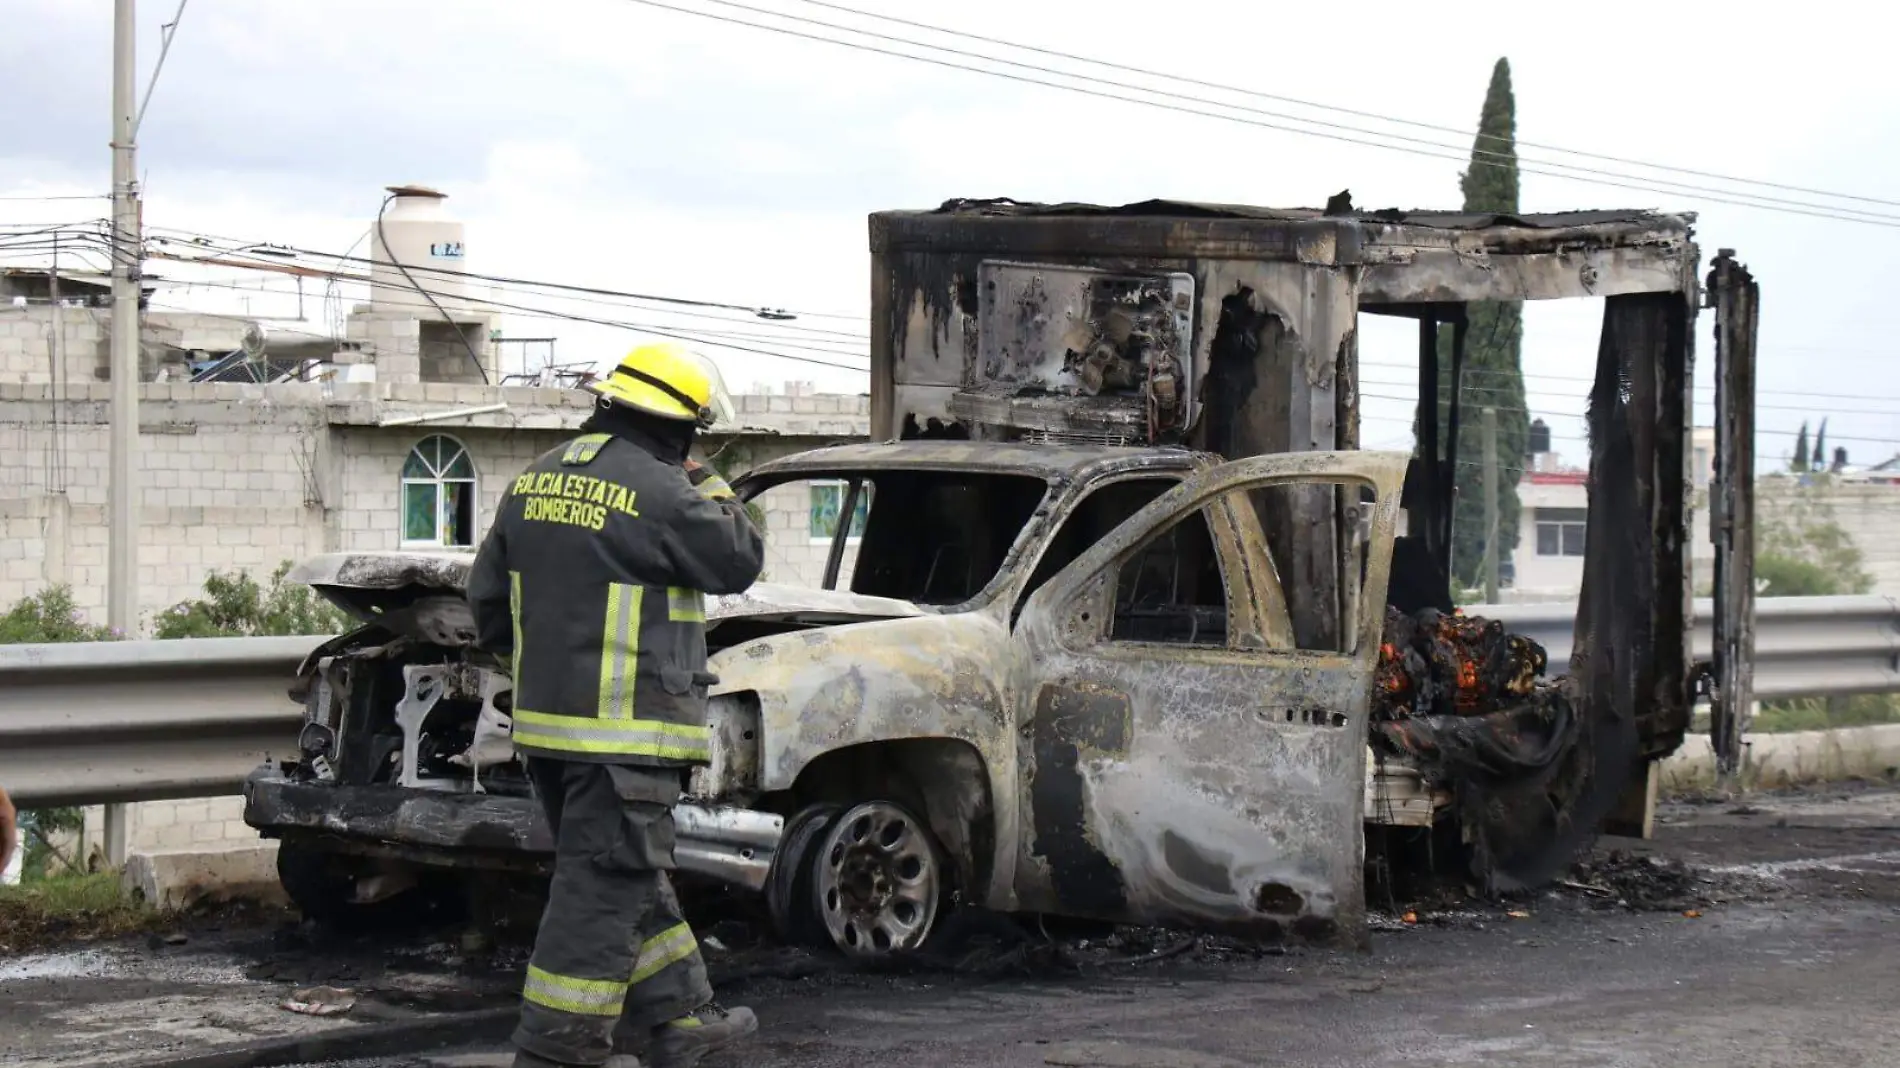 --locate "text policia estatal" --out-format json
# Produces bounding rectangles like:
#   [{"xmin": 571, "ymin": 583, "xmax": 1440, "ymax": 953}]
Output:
[{"xmin": 512, "ymin": 470, "xmax": 641, "ymax": 532}]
